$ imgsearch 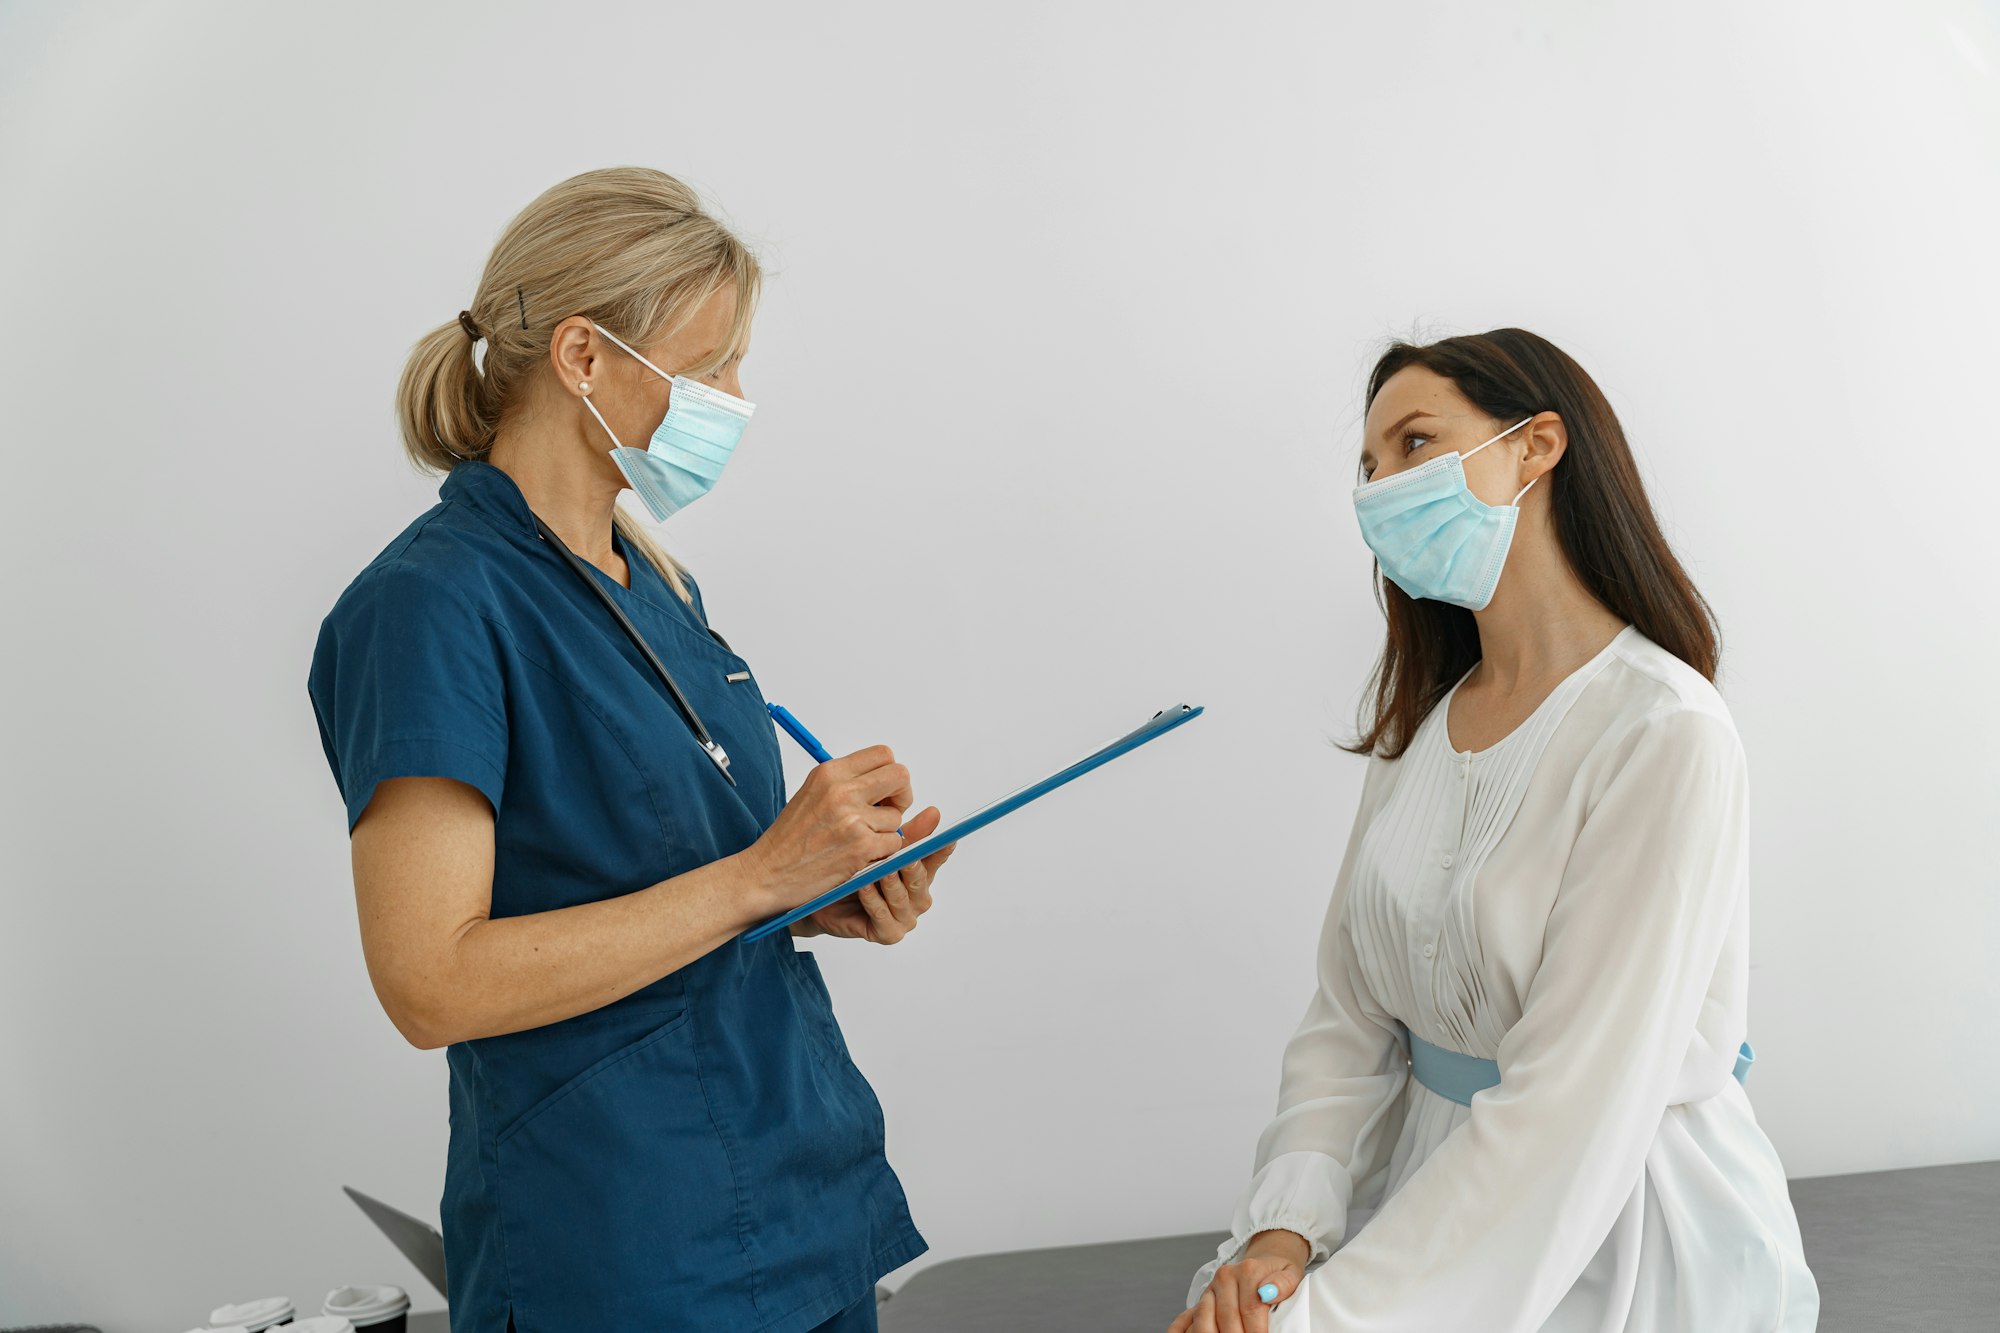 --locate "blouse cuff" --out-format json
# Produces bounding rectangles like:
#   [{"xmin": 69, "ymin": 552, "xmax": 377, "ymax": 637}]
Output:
[{"xmin": 1184, "ymin": 1150, "xmax": 1352, "ymax": 1310}]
